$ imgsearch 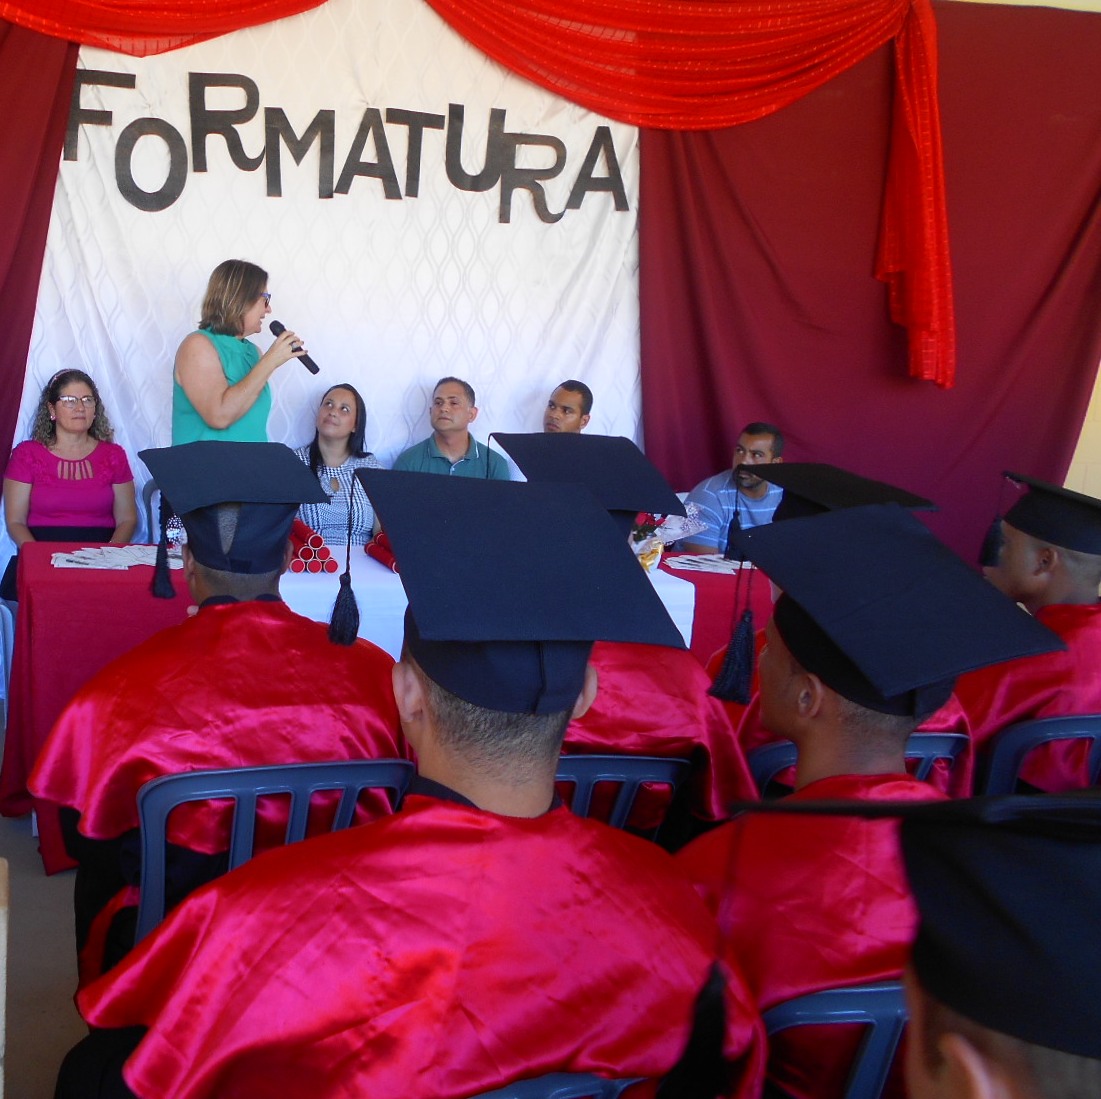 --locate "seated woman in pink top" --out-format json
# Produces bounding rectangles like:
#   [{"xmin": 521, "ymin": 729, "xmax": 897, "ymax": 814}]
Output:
[{"xmin": 2, "ymin": 370, "xmax": 137, "ymax": 598}]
